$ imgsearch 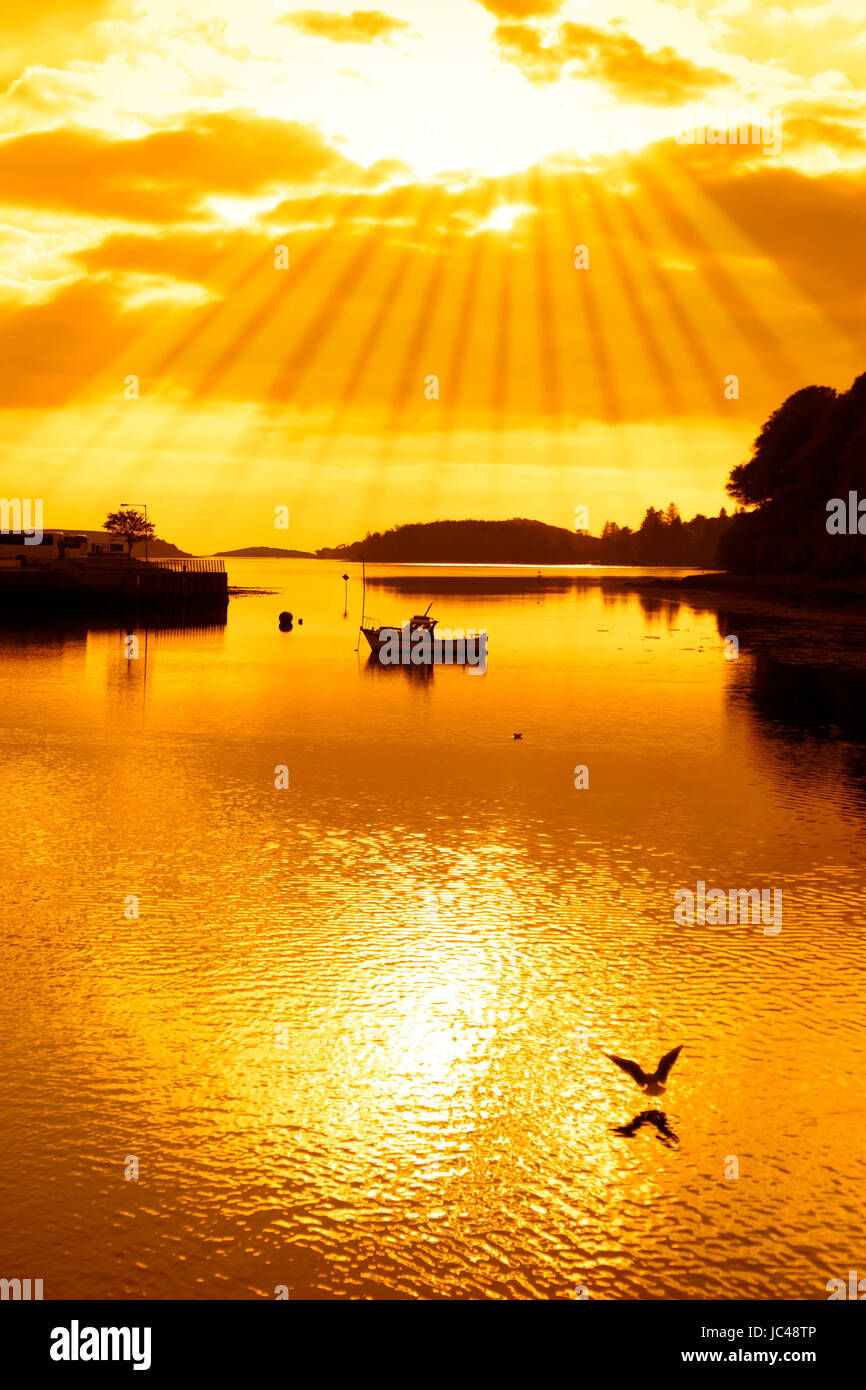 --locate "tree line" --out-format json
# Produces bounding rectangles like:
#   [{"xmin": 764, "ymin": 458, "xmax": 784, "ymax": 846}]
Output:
[
  {"xmin": 720, "ymin": 371, "xmax": 866, "ymax": 573},
  {"xmin": 321, "ymin": 370, "xmax": 866, "ymax": 572},
  {"xmin": 316, "ymin": 507, "xmax": 734, "ymax": 565}
]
